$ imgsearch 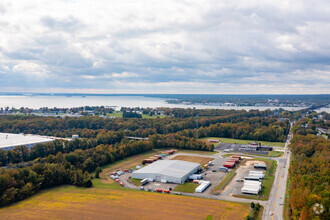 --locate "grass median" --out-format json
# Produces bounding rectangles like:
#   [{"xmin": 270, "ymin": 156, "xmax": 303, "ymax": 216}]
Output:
[{"xmin": 211, "ymin": 172, "xmax": 237, "ymax": 195}]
